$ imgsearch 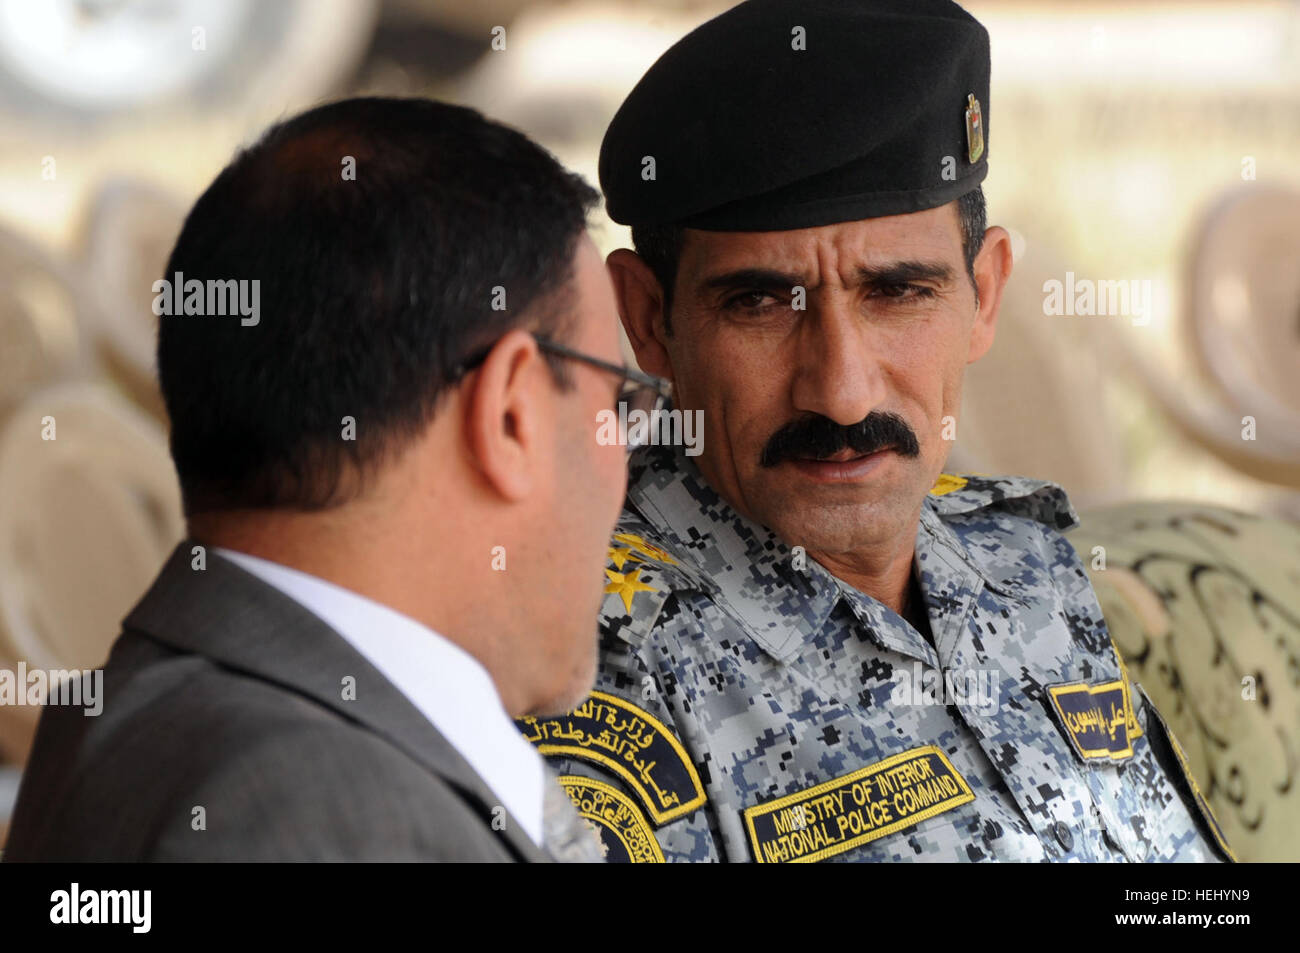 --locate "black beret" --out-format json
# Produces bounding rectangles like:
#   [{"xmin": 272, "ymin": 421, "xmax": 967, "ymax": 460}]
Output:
[{"xmin": 599, "ymin": 0, "xmax": 990, "ymax": 231}]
